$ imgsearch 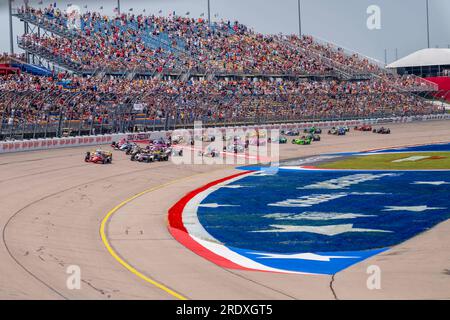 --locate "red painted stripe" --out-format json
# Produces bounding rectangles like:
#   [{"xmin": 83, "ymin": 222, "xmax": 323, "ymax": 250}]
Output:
[
  {"xmin": 167, "ymin": 171, "xmax": 255, "ymax": 271},
  {"xmin": 301, "ymin": 166, "xmax": 319, "ymax": 169}
]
